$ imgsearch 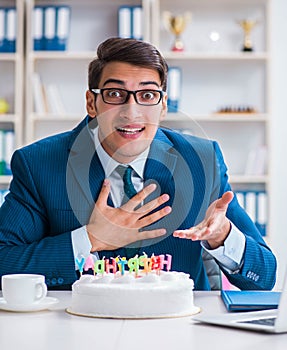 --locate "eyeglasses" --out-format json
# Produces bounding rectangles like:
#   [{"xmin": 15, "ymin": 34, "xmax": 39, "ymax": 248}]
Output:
[{"xmin": 91, "ymin": 88, "xmax": 164, "ymax": 106}]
